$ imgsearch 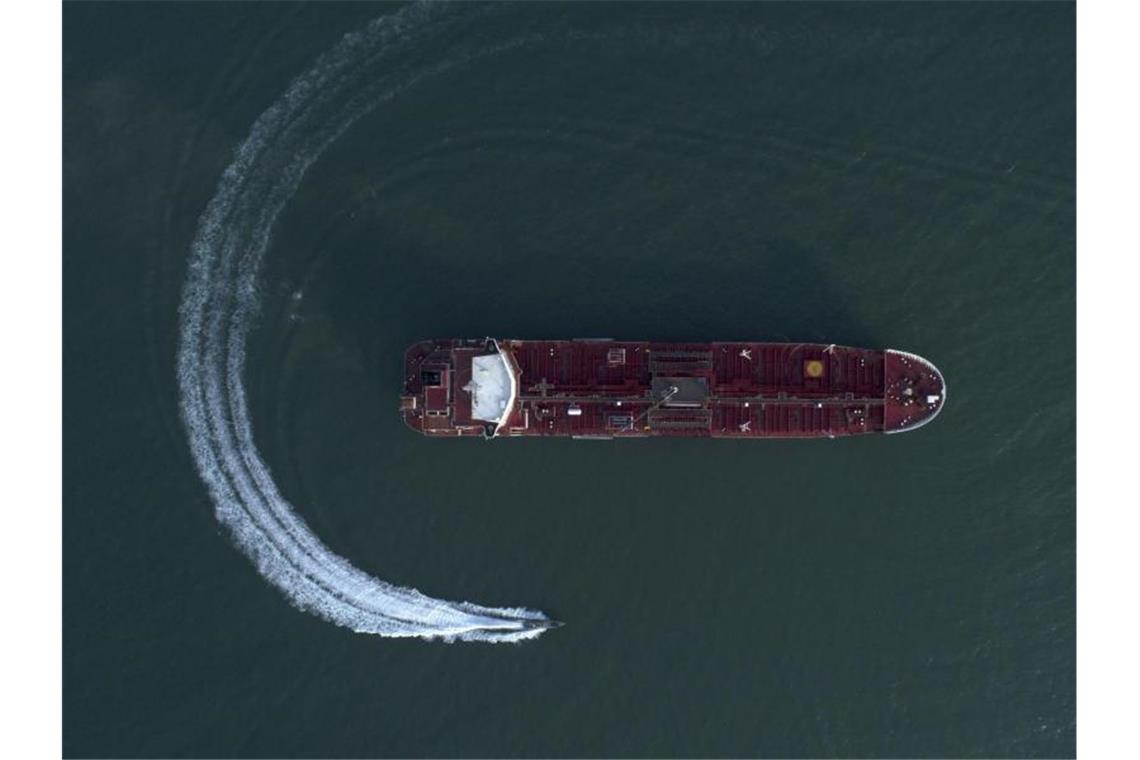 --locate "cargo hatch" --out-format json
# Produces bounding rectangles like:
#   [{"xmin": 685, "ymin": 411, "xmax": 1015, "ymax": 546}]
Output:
[{"xmin": 651, "ymin": 377, "xmax": 709, "ymax": 407}]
